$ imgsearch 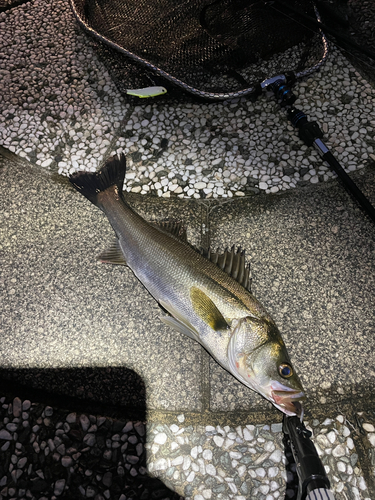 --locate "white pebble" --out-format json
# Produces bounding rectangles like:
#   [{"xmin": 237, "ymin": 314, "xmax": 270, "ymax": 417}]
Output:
[
  {"xmin": 154, "ymin": 433, "xmax": 167, "ymax": 445},
  {"xmin": 256, "ymin": 468, "xmax": 266, "ymax": 477},
  {"xmin": 327, "ymin": 431, "xmax": 337, "ymax": 444},
  {"xmin": 347, "ymin": 437, "xmax": 354, "ymax": 450},
  {"xmin": 259, "ymin": 484, "xmax": 269, "ymax": 495},
  {"xmin": 358, "ymin": 476, "xmax": 367, "ymax": 491},
  {"xmin": 363, "ymin": 423, "xmax": 375, "ymax": 433},
  {"xmin": 268, "ymin": 467, "xmax": 278, "ymax": 478},
  {"xmin": 206, "ymin": 464, "xmax": 216, "ymax": 476},
  {"xmin": 243, "ymin": 428, "xmax": 254, "ymax": 441},
  {"xmin": 171, "ymin": 456, "xmax": 183, "ymax": 466},
  {"xmin": 337, "ymin": 461, "xmax": 346, "ymax": 472},
  {"xmin": 269, "ymin": 450, "xmax": 282, "ymax": 463},
  {"xmin": 154, "ymin": 458, "xmax": 168, "ymax": 470},
  {"xmin": 332, "ymin": 445, "xmax": 346, "ymax": 458},
  {"xmin": 183, "ymin": 456, "xmax": 191, "ymax": 470},
  {"xmin": 213, "ymin": 435, "xmax": 224, "ymax": 447},
  {"xmin": 186, "ymin": 471, "xmax": 195, "ymax": 482}
]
